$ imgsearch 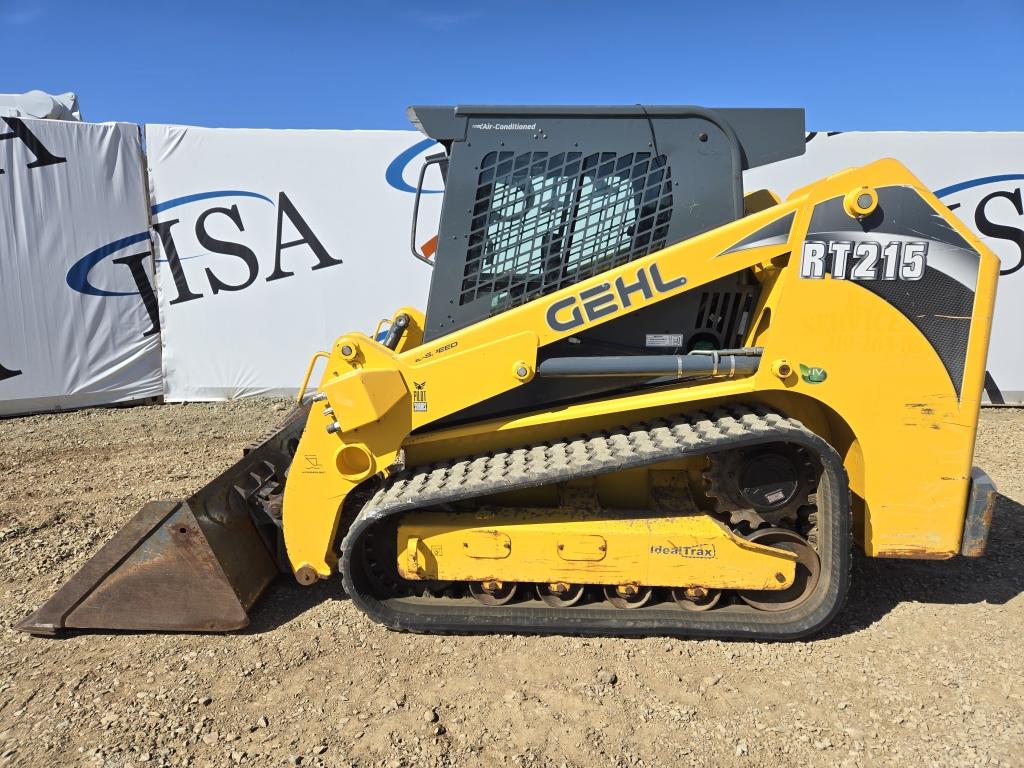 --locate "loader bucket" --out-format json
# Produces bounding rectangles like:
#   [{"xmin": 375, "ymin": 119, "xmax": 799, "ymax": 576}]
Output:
[{"xmin": 16, "ymin": 403, "xmax": 309, "ymax": 635}]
